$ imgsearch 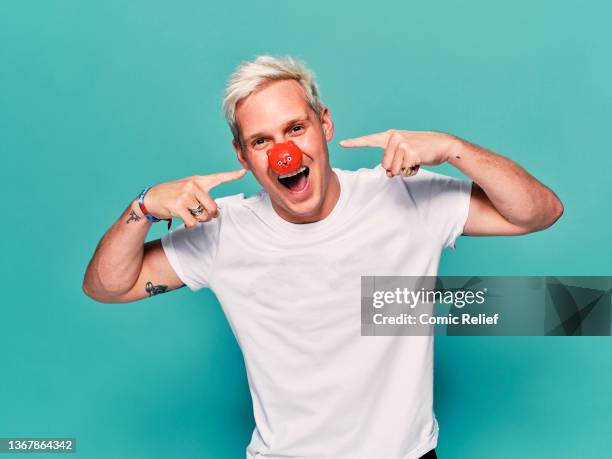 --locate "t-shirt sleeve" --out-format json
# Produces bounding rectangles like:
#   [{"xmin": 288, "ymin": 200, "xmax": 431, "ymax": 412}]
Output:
[
  {"xmin": 401, "ymin": 168, "xmax": 473, "ymax": 250},
  {"xmin": 160, "ymin": 218, "xmax": 221, "ymax": 291}
]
